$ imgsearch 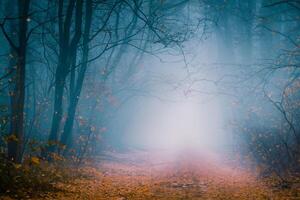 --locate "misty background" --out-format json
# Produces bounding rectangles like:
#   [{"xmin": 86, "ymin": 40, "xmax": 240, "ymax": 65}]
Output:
[{"xmin": 0, "ymin": 0, "xmax": 300, "ymax": 179}]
